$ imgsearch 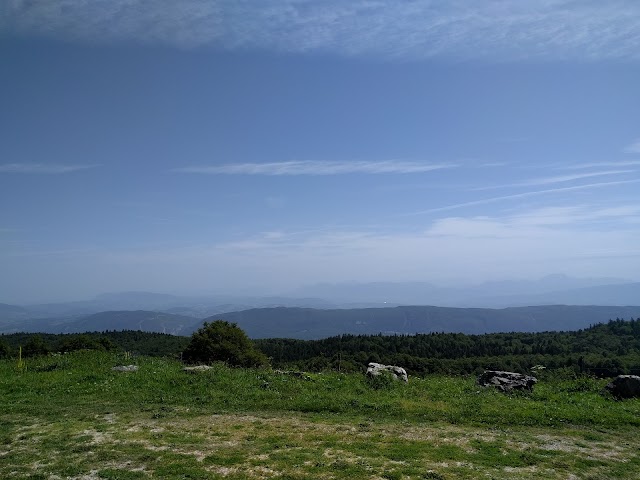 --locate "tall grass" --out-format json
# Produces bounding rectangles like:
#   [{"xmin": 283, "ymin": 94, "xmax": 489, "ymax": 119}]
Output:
[
  {"xmin": 1, "ymin": 350, "xmax": 638, "ymax": 428},
  {"xmin": 15, "ymin": 345, "xmax": 26, "ymax": 372}
]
